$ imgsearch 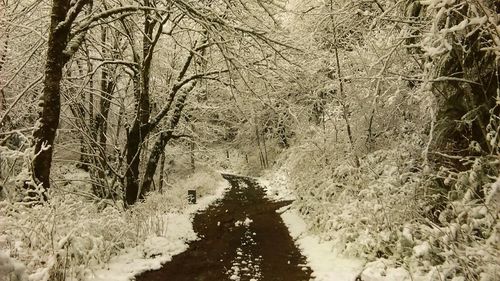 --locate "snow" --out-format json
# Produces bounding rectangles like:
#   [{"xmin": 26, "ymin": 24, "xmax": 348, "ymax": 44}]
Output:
[
  {"xmin": 0, "ymin": 166, "xmax": 229, "ymax": 281},
  {"xmin": 226, "ymin": 222, "xmax": 262, "ymax": 281},
  {"xmin": 258, "ymin": 174, "xmax": 295, "ymax": 201},
  {"xmin": 486, "ymin": 176, "xmax": 500, "ymax": 205},
  {"xmin": 413, "ymin": 241, "xmax": 431, "ymax": 258},
  {"xmin": 261, "ymin": 171, "xmax": 364, "ymax": 281},
  {"xmin": 261, "ymin": 140, "xmax": 500, "ymax": 281},
  {"xmin": 280, "ymin": 209, "xmax": 364, "ymax": 281},
  {"xmin": 0, "ymin": 251, "xmax": 26, "ymax": 281},
  {"xmin": 360, "ymin": 260, "xmax": 410, "ymax": 281},
  {"xmin": 235, "ymin": 217, "xmax": 253, "ymax": 227},
  {"xmin": 86, "ymin": 180, "xmax": 229, "ymax": 281},
  {"xmin": 87, "ymin": 230, "xmax": 189, "ymax": 281}
]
